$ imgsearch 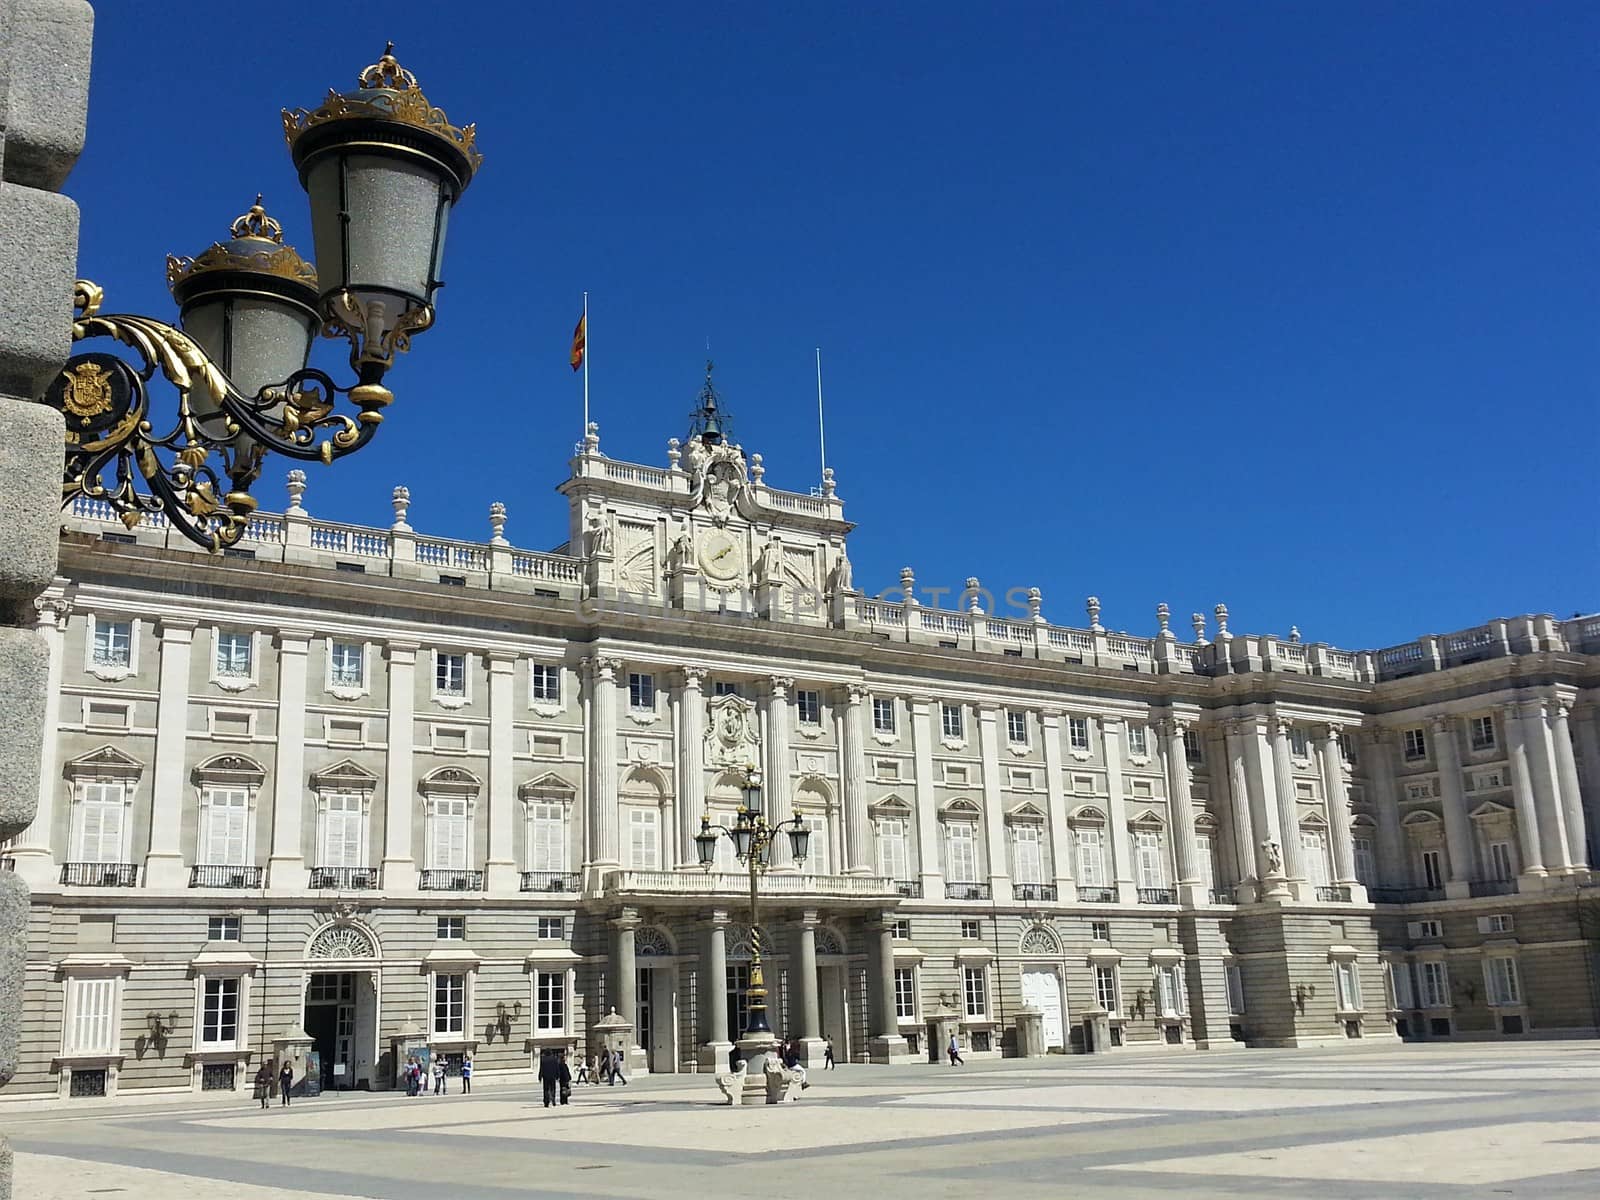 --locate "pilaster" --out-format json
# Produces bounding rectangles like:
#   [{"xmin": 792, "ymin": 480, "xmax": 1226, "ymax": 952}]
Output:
[
  {"xmin": 14, "ymin": 597, "xmax": 67, "ymax": 885},
  {"xmin": 675, "ymin": 667, "xmax": 707, "ymax": 868},
  {"xmin": 1316, "ymin": 724, "xmax": 1364, "ymax": 901},
  {"xmin": 1551, "ymin": 701, "xmax": 1590, "ymax": 873},
  {"xmin": 840, "ymin": 683, "xmax": 872, "ymax": 874},
  {"xmin": 1041, "ymin": 710, "xmax": 1076, "ymax": 899},
  {"xmin": 1162, "ymin": 716, "xmax": 1204, "ymax": 906},
  {"xmin": 1502, "ymin": 702, "xmax": 1547, "ymax": 880},
  {"xmin": 380, "ymin": 641, "xmax": 419, "ymax": 891},
  {"xmin": 1268, "ymin": 718, "xmax": 1305, "ymax": 891},
  {"xmin": 976, "ymin": 707, "xmax": 1010, "ymax": 895},
  {"xmin": 587, "ymin": 655, "xmax": 623, "ymax": 872},
  {"xmin": 265, "ymin": 630, "xmax": 313, "ymax": 888},
  {"xmin": 484, "ymin": 652, "xmax": 517, "ymax": 892},
  {"xmin": 909, "ymin": 697, "xmax": 943, "ymax": 897},
  {"xmin": 1431, "ymin": 714, "xmax": 1473, "ymax": 897},
  {"xmin": 144, "ymin": 619, "xmax": 196, "ymax": 888},
  {"xmin": 1223, "ymin": 721, "xmax": 1258, "ymax": 898},
  {"xmin": 1100, "ymin": 715, "xmax": 1135, "ymax": 904}
]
